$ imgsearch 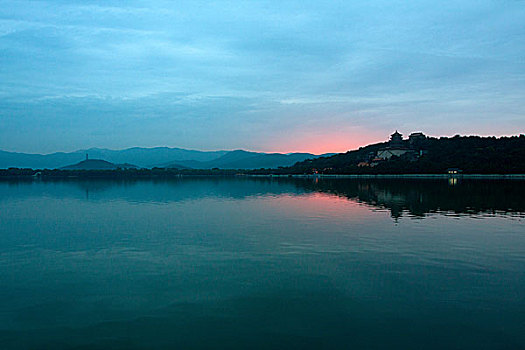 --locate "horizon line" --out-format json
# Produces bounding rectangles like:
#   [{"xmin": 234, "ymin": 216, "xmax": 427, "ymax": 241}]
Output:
[{"xmin": 1, "ymin": 131, "xmax": 523, "ymax": 156}]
